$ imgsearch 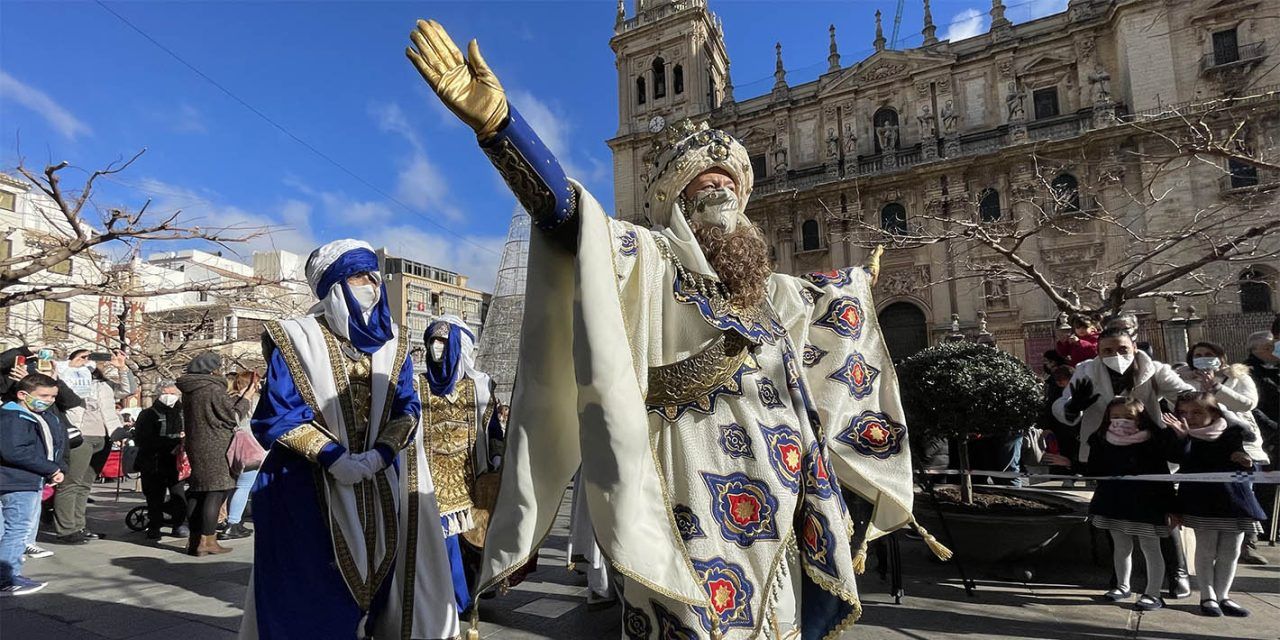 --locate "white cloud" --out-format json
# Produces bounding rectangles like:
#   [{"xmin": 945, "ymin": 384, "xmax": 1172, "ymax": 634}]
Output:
[
  {"xmin": 130, "ymin": 177, "xmax": 319, "ymax": 257},
  {"xmin": 170, "ymin": 103, "xmax": 208, "ymax": 134},
  {"xmin": 394, "ymin": 152, "xmax": 462, "ymax": 220},
  {"xmin": 1023, "ymin": 0, "xmax": 1070, "ymax": 20},
  {"xmin": 366, "ymin": 225, "xmax": 504, "ymax": 292},
  {"xmin": 944, "ymin": 8, "xmax": 988, "ymax": 42},
  {"xmin": 369, "ymin": 100, "xmax": 467, "ymax": 221},
  {"xmin": 369, "ymin": 101, "xmax": 423, "ymax": 153},
  {"xmin": 0, "ymin": 71, "xmax": 91, "ymax": 140},
  {"xmin": 130, "ymin": 176, "xmax": 504, "ymax": 290}
]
